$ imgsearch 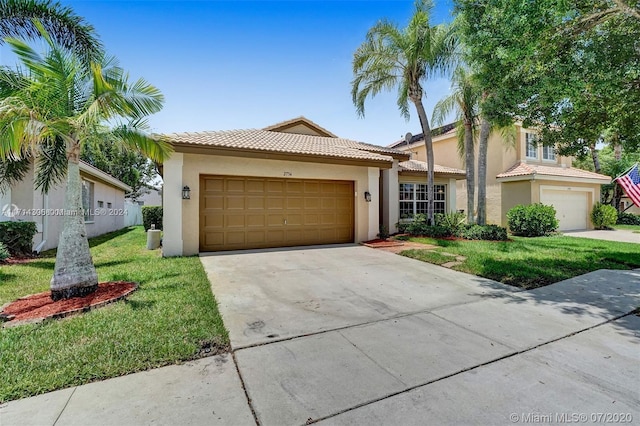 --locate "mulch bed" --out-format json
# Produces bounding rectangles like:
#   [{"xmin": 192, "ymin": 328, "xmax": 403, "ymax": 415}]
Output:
[
  {"xmin": 0, "ymin": 281, "xmax": 137, "ymax": 327},
  {"xmin": 361, "ymin": 238, "xmax": 405, "ymax": 248},
  {"xmin": 1, "ymin": 255, "xmax": 39, "ymax": 265}
]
